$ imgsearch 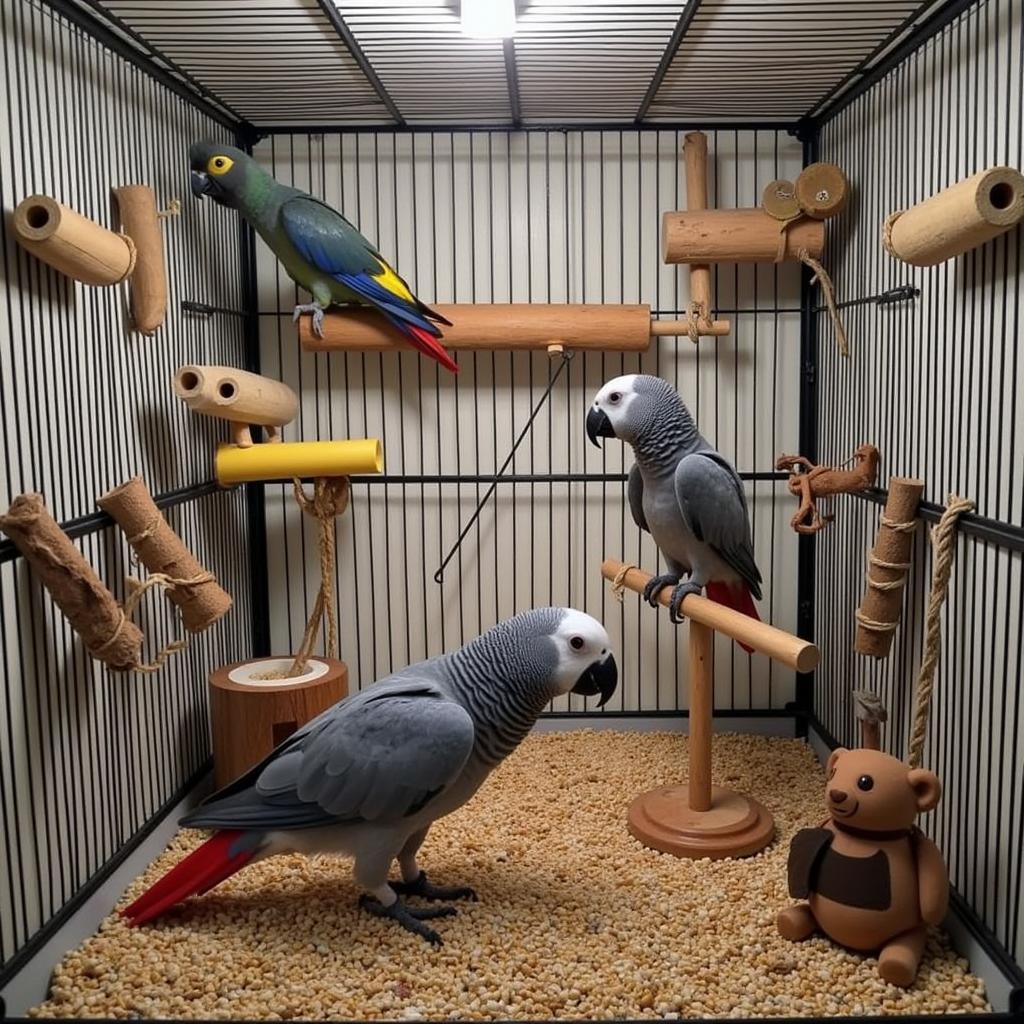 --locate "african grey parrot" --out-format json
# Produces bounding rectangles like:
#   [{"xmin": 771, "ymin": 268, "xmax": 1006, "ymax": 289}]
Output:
[
  {"xmin": 586, "ymin": 374, "xmax": 762, "ymax": 649},
  {"xmin": 188, "ymin": 141, "xmax": 457, "ymax": 372},
  {"xmin": 122, "ymin": 608, "xmax": 616, "ymax": 944}
]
